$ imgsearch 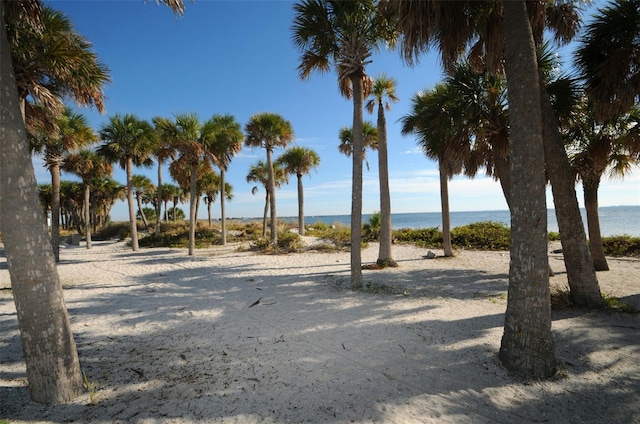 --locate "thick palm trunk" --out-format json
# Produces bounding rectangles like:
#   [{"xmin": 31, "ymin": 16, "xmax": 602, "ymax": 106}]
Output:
[
  {"xmin": 84, "ymin": 185, "xmax": 92, "ymax": 249},
  {"xmin": 136, "ymin": 194, "xmax": 149, "ymax": 229},
  {"xmin": 0, "ymin": 14, "xmax": 84, "ymax": 403},
  {"xmin": 297, "ymin": 174, "xmax": 305, "ymax": 236},
  {"xmin": 350, "ymin": 75, "xmax": 364, "ymax": 289},
  {"xmin": 50, "ymin": 163, "xmax": 61, "ymax": 262},
  {"xmin": 583, "ymin": 176, "xmax": 609, "ymax": 271},
  {"xmin": 155, "ymin": 160, "xmax": 163, "ymax": 236},
  {"xmin": 220, "ymin": 169, "xmax": 228, "ymax": 245},
  {"xmin": 188, "ymin": 164, "xmax": 198, "ymax": 256},
  {"xmin": 376, "ymin": 103, "xmax": 396, "ymax": 266},
  {"xmin": 439, "ymin": 162, "xmax": 453, "ymax": 257},
  {"xmin": 539, "ymin": 75, "xmax": 603, "ymax": 305},
  {"xmin": 266, "ymin": 148, "xmax": 278, "ymax": 246},
  {"xmin": 126, "ymin": 158, "xmax": 139, "ymax": 251},
  {"xmin": 499, "ymin": 0, "xmax": 556, "ymax": 379}
]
